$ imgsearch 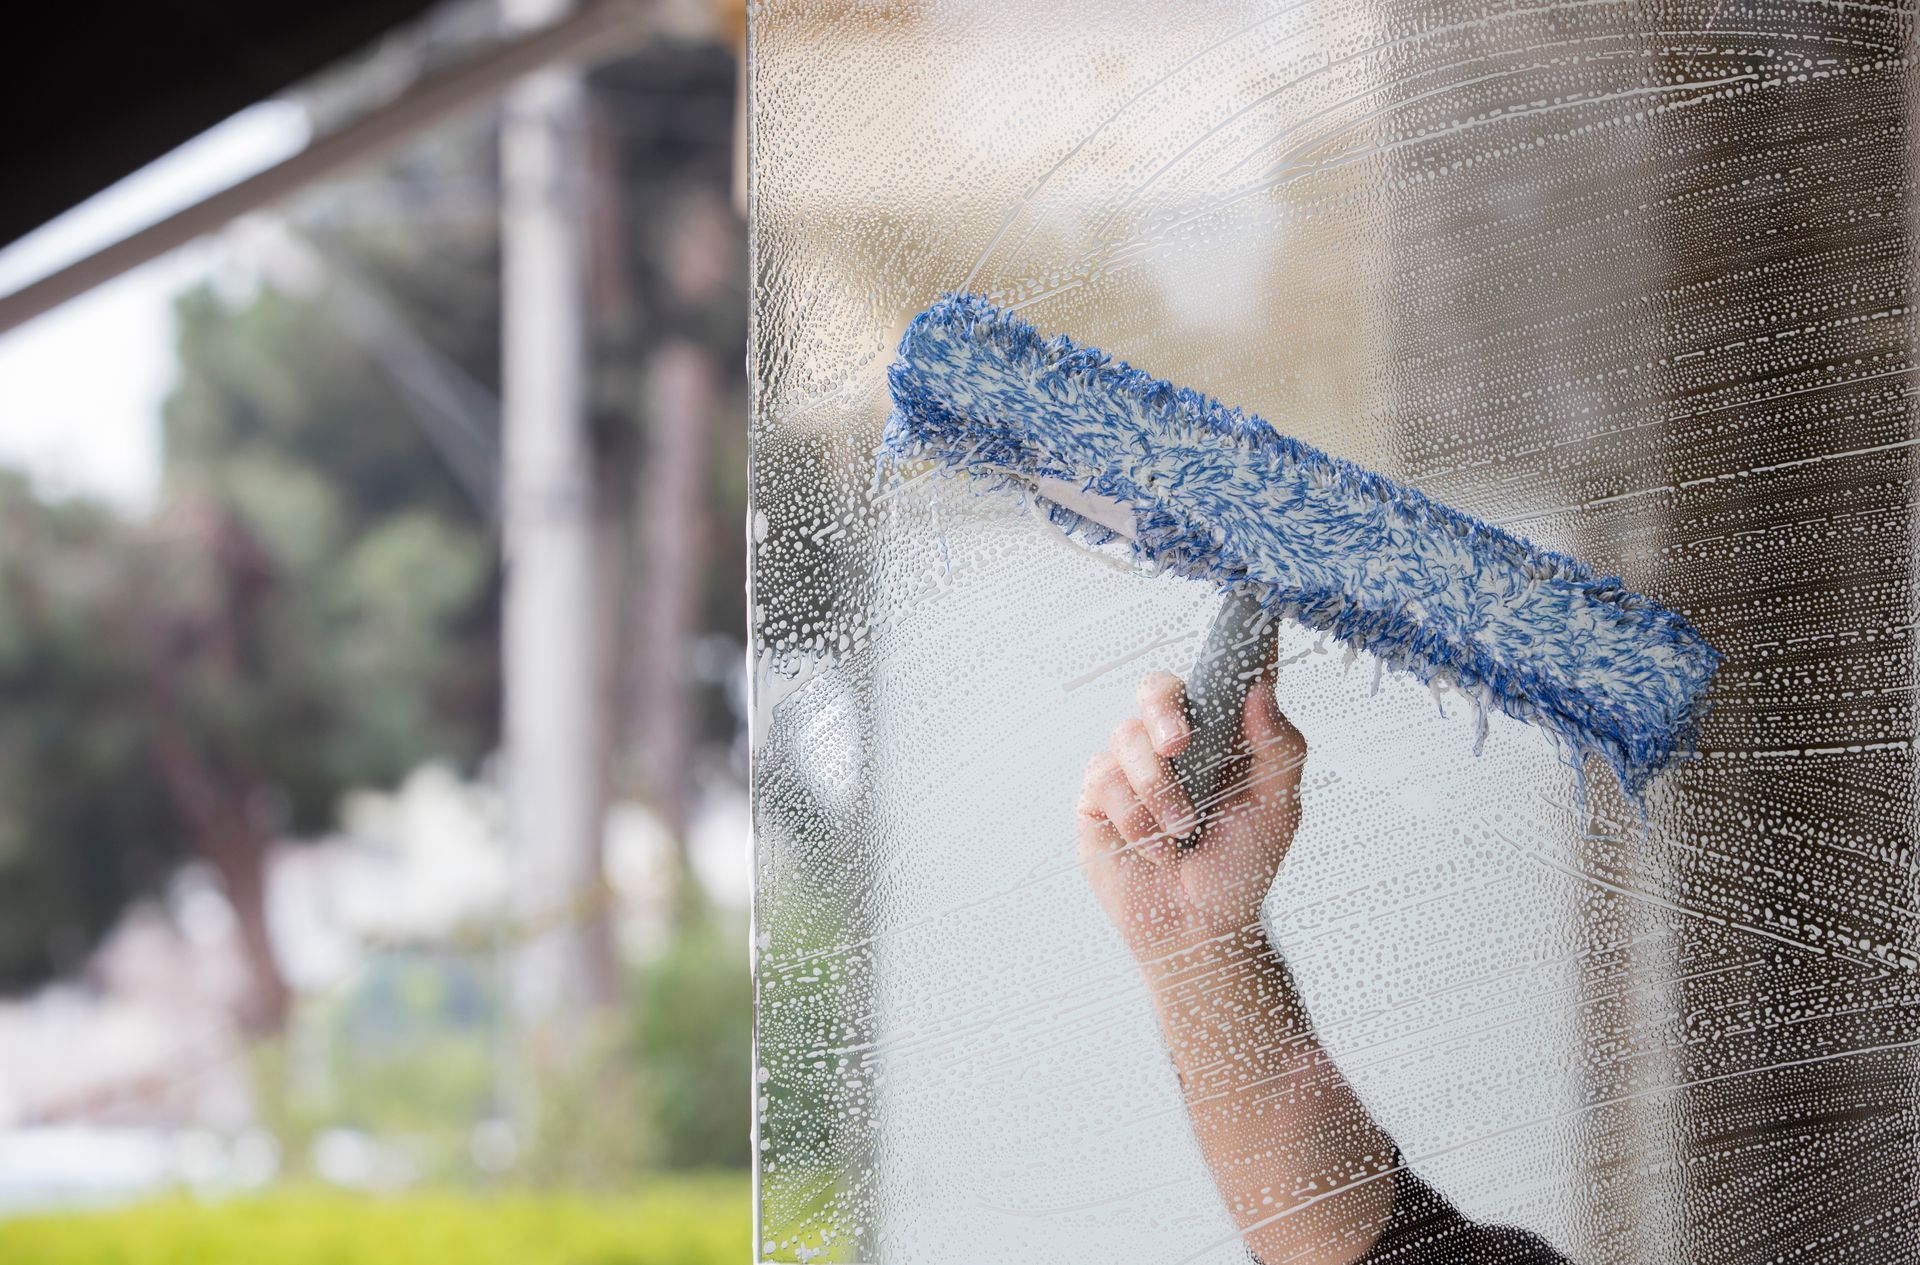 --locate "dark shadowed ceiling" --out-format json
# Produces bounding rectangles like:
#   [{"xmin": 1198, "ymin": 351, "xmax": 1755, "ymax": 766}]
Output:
[{"xmin": 2, "ymin": 0, "xmax": 441, "ymax": 253}]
